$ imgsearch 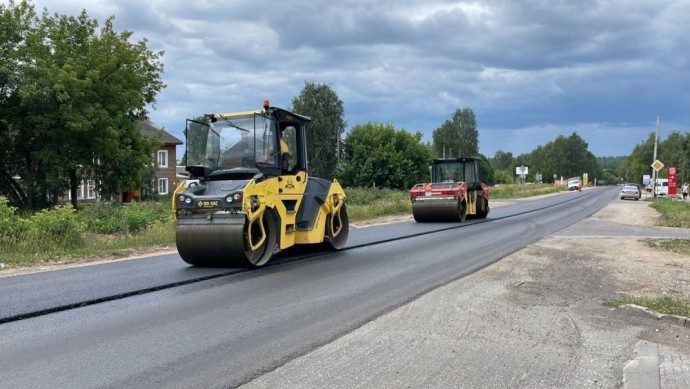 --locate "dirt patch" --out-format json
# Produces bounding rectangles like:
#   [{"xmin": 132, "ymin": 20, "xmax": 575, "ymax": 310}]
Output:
[
  {"xmin": 350, "ymin": 214, "xmax": 413, "ymax": 228},
  {"xmin": 589, "ymin": 199, "xmax": 661, "ymax": 226}
]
